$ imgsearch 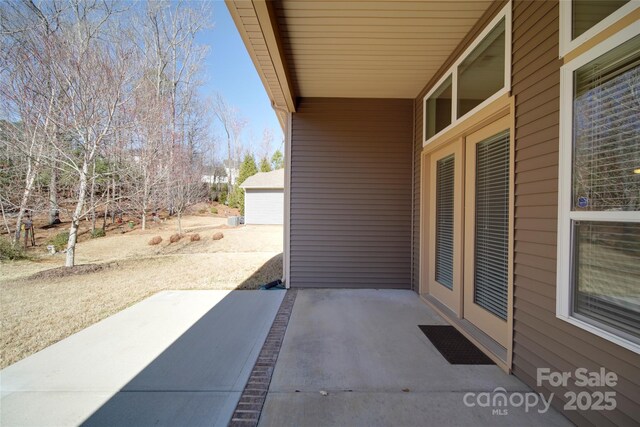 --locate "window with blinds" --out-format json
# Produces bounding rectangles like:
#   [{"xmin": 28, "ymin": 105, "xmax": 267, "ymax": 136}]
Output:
[
  {"xmin": 435, "ymin": 155, "xmax": 455, "ymax": 289},
  {"xmin": 574, "ymin": 222, "xmax": 640, "ymax": 340},
  {"xmin": 474, "ymin": 131, "xmax": 510, "ymax": 320},
  {"xmin": 571, "ymin": 34, "xmax": 640, "ymax": 341},
  {"xmin": 573, "ymin": 34, "xmax": 640, "ymax": 212}
]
